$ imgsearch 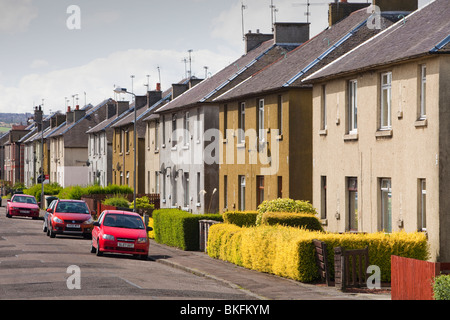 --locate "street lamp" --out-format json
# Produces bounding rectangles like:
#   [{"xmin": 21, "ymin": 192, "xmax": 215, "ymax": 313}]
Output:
[{"xmin": 113, "ymin": 87, "xmax": 137, "ymax": 213}]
